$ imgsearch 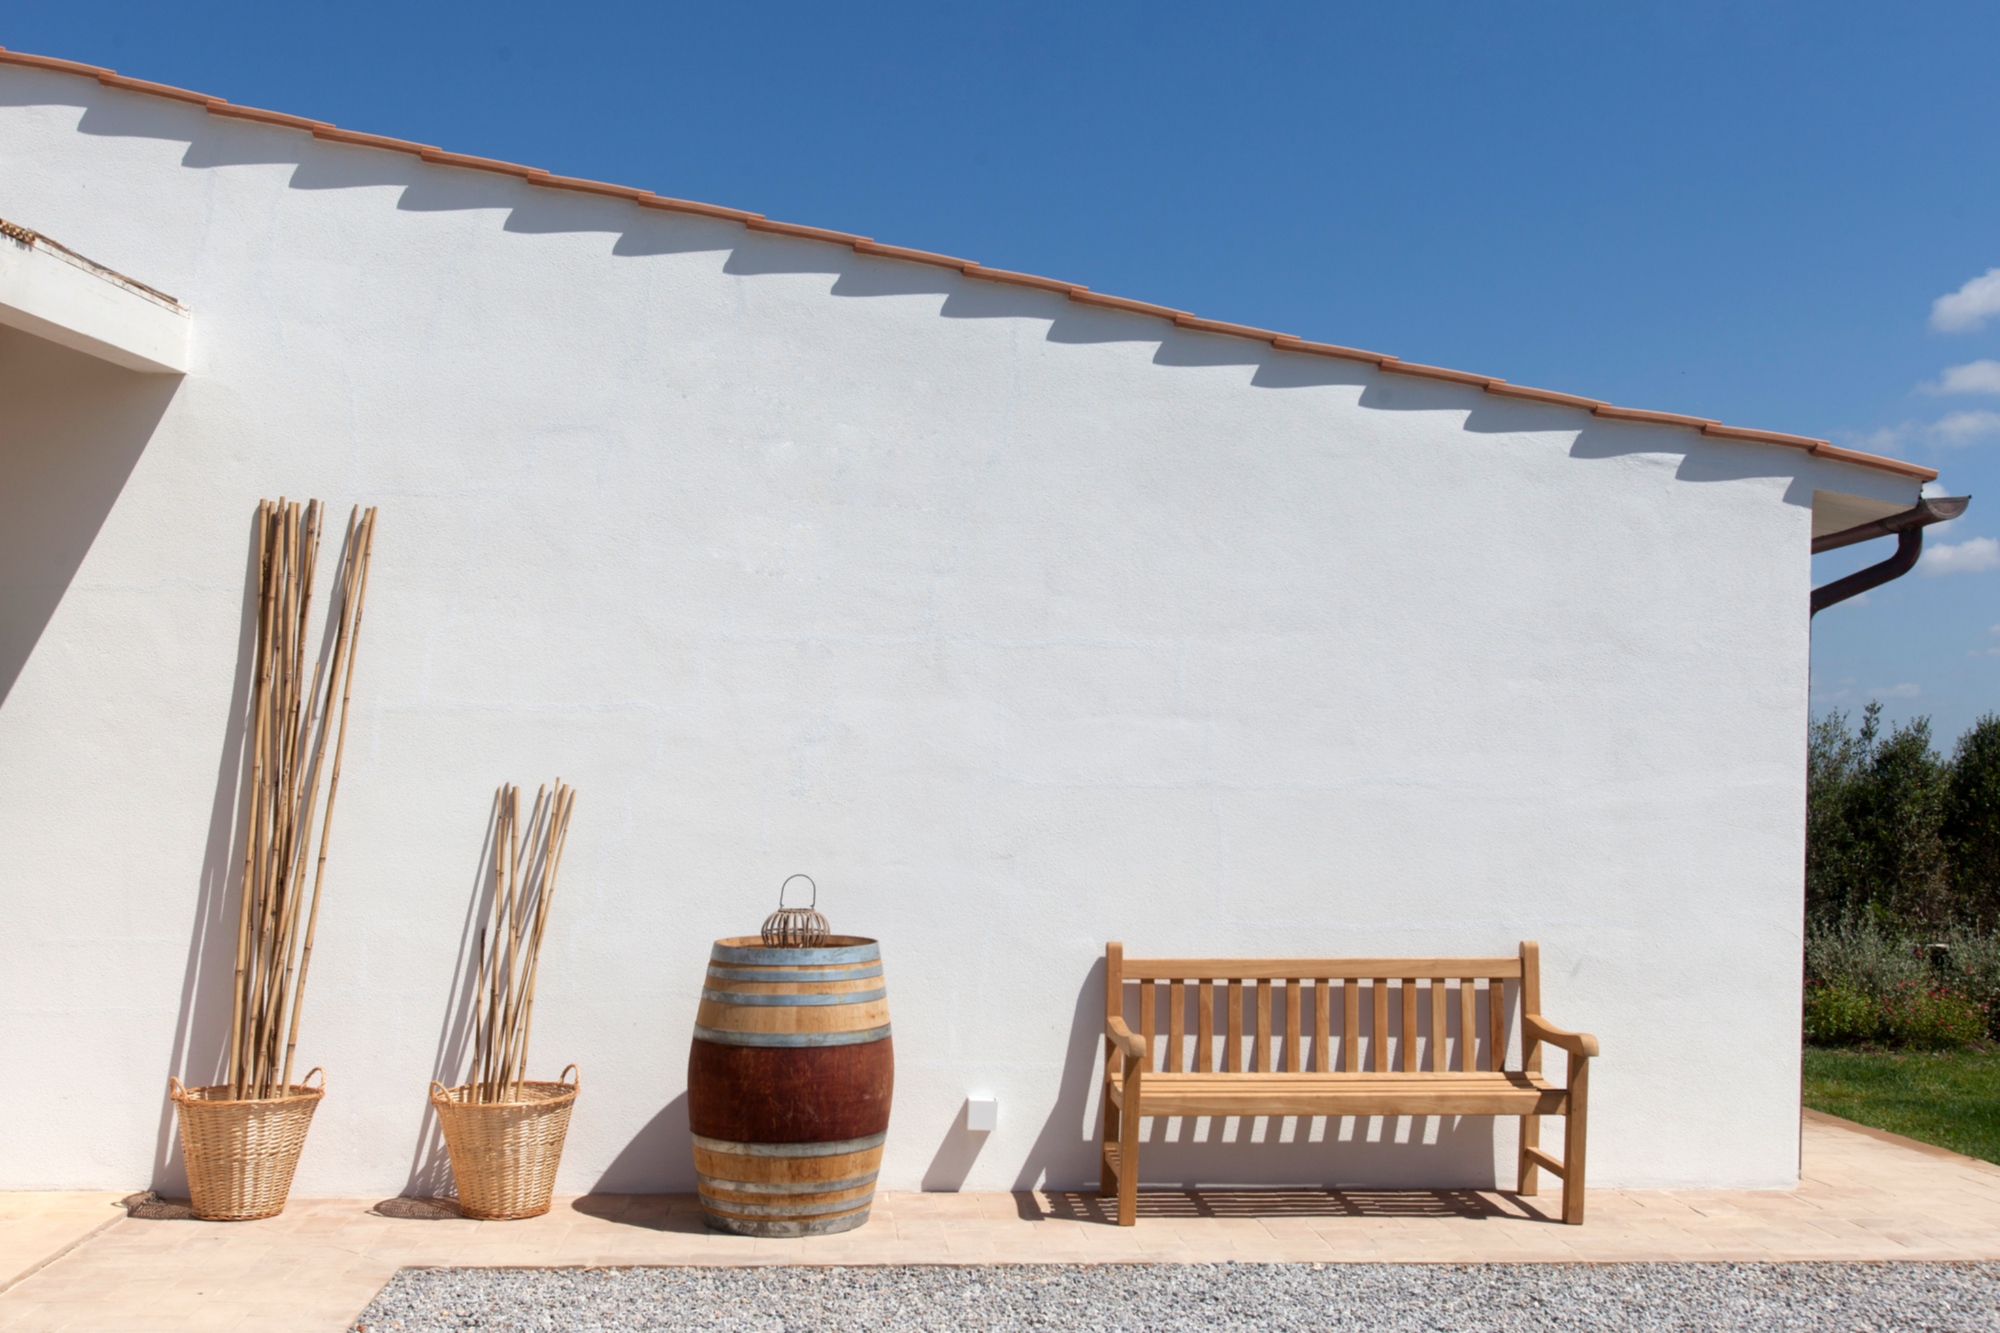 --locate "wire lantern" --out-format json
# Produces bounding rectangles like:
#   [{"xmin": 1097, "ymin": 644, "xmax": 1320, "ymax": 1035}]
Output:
[{"xmin": 761, "ymin": 874, "xmax": 830, "ymax": 948}]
